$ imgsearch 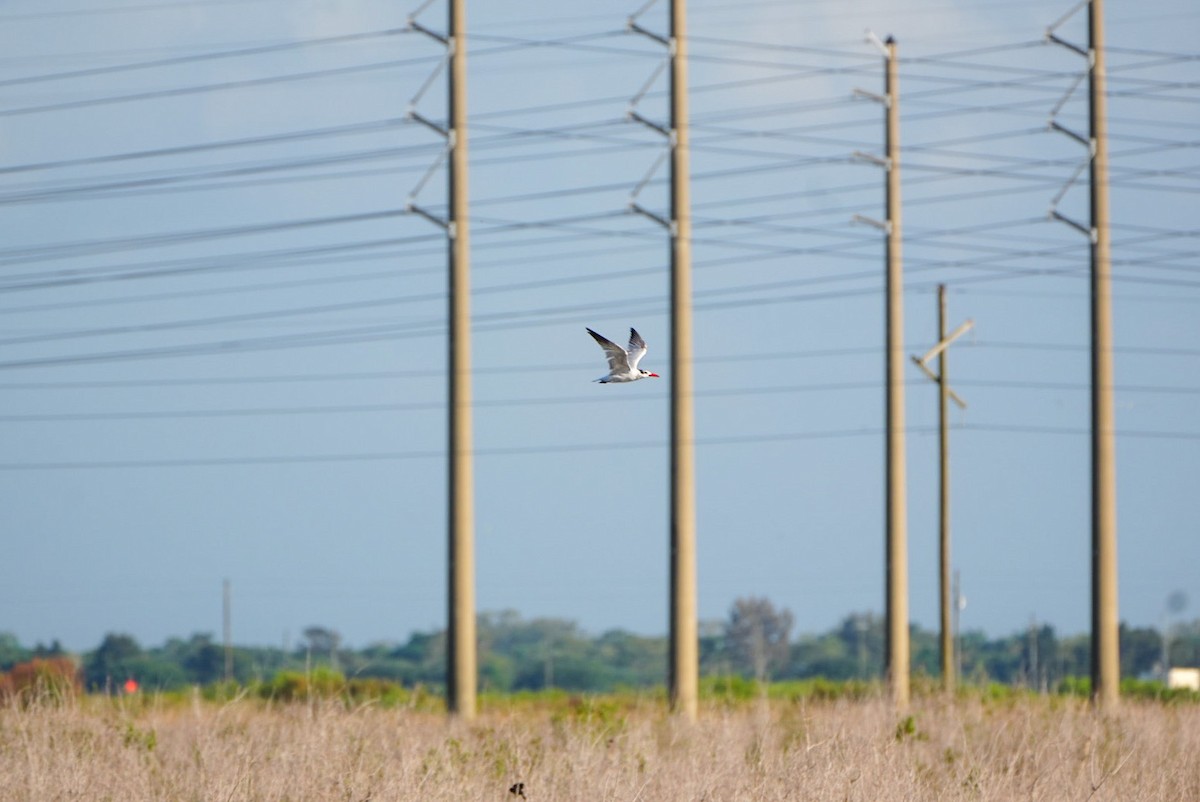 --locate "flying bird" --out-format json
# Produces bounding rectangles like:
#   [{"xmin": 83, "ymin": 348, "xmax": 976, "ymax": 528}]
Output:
[{"xmin": 587, "ymin": 327, "xmax": 660, "ymax": 383}]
